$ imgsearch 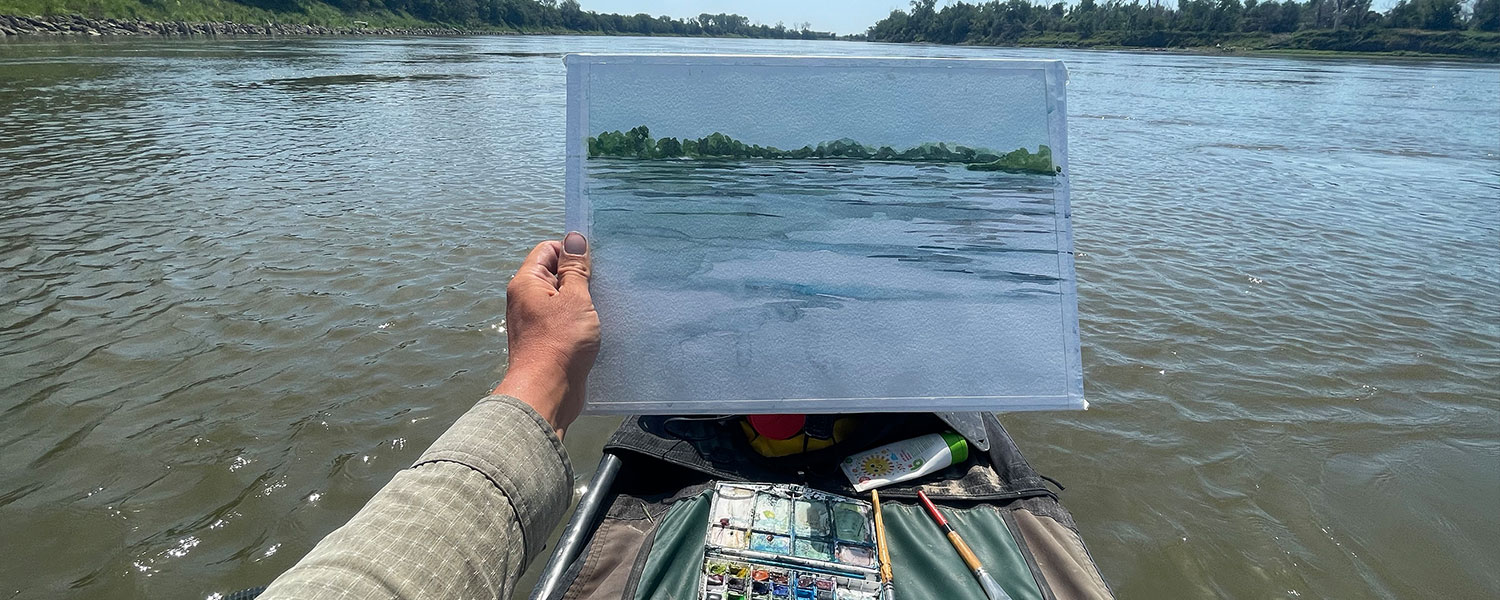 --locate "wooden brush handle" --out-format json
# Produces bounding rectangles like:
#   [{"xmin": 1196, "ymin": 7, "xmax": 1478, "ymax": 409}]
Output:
[
  {"xmin": 872, "ymin": 489, "xmax": 894, "ymax": 581},
  {"xmin": 945, "ymin": 531, "xmax": 983, "ymax": 572}
]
